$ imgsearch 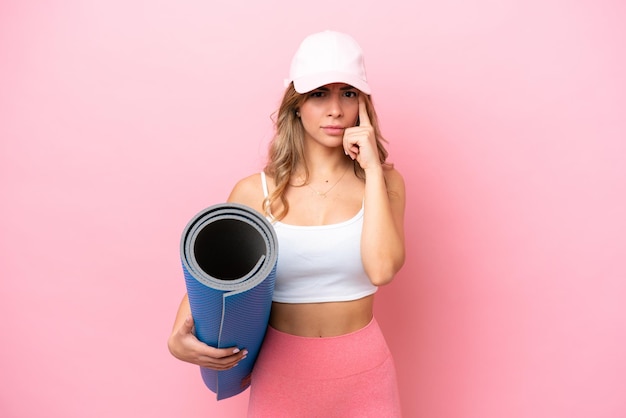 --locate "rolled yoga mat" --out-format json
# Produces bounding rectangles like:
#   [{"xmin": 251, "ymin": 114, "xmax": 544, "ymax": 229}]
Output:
[{"xmin": 180, "ymin": 203, "xmax": 278, "ymax": 400}]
